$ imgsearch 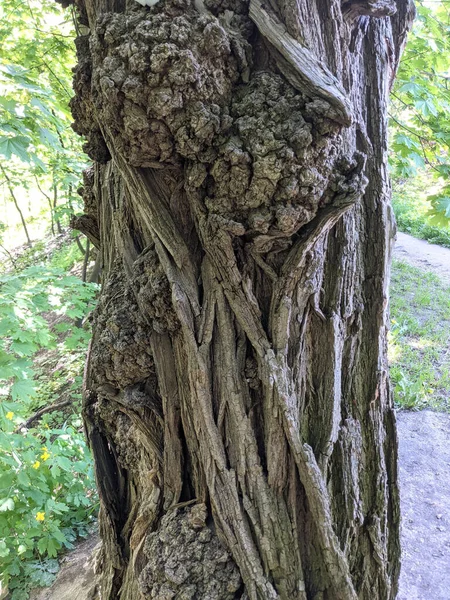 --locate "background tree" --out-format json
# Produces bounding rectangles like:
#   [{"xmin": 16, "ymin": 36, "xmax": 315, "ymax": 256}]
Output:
[
  {"xmin": 66, "ymin": 0, "xmax": 414, "ymax": 598},
  {"xmin": 0, "ymin": 0, "xmax": 87, "ymax": 246}
]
